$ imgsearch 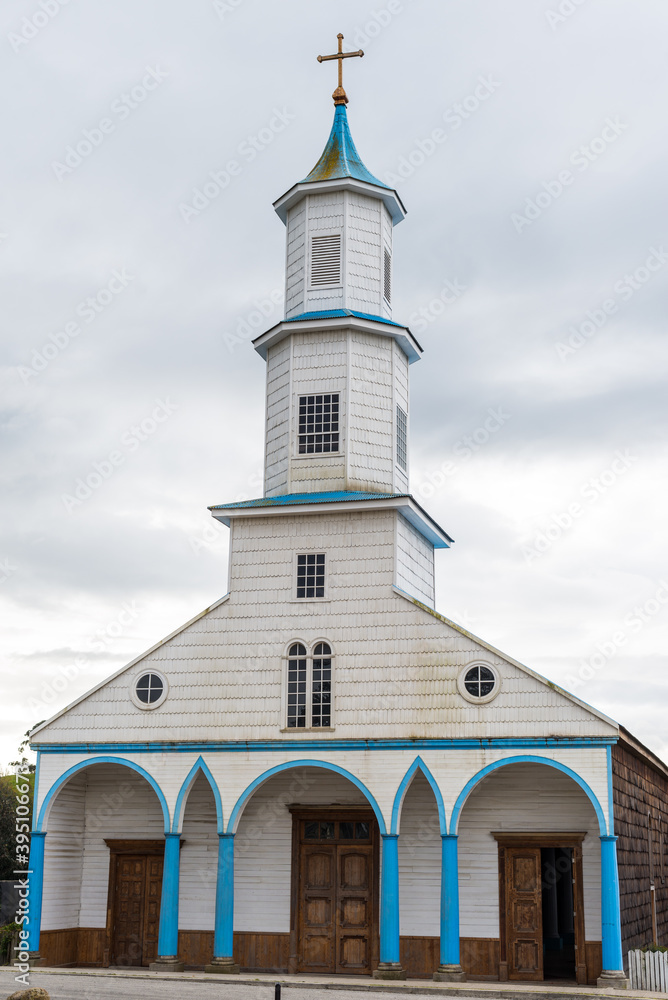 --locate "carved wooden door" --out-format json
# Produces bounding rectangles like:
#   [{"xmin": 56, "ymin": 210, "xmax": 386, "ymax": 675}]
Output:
[
  {"xmin": 299, "ymin": 846, "xmax": 336, "ymax": 973},
  {"xmin": 506, "ymin": 847, "xmax": 543, "ymax": 980},
  {"xmin": 112, "ymin": 853, "xmax": 163, "ymax": 967},
  {"xmin": 337, "ymin": 846, "xmax": 373, "ymax": 972}
]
